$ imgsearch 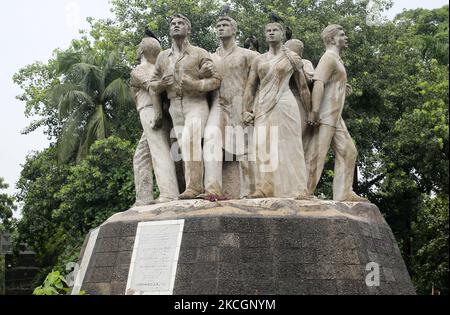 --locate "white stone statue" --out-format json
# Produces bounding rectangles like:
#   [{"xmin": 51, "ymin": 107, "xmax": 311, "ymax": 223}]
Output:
[
  {"xmin": 305, "ymin": 24, "xmax": 368, "ymax": 202},
  {"xmin": 150, "ymin": 14, "xmax": 221, "ymax": 200},
  {"xmin": 131, "ymin": 37, "xmax": 180, "ymax": 206},
  {"xmin": 285, "ymin": 38, "xmax": 316, "ymax": 152},
  {"xmin": 242, "ymin": 22, "xmax": 312, "ymax": 199},
  {"xmin": 200, "ymin": 16, "xmax": 260, "ymax": 199}
]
